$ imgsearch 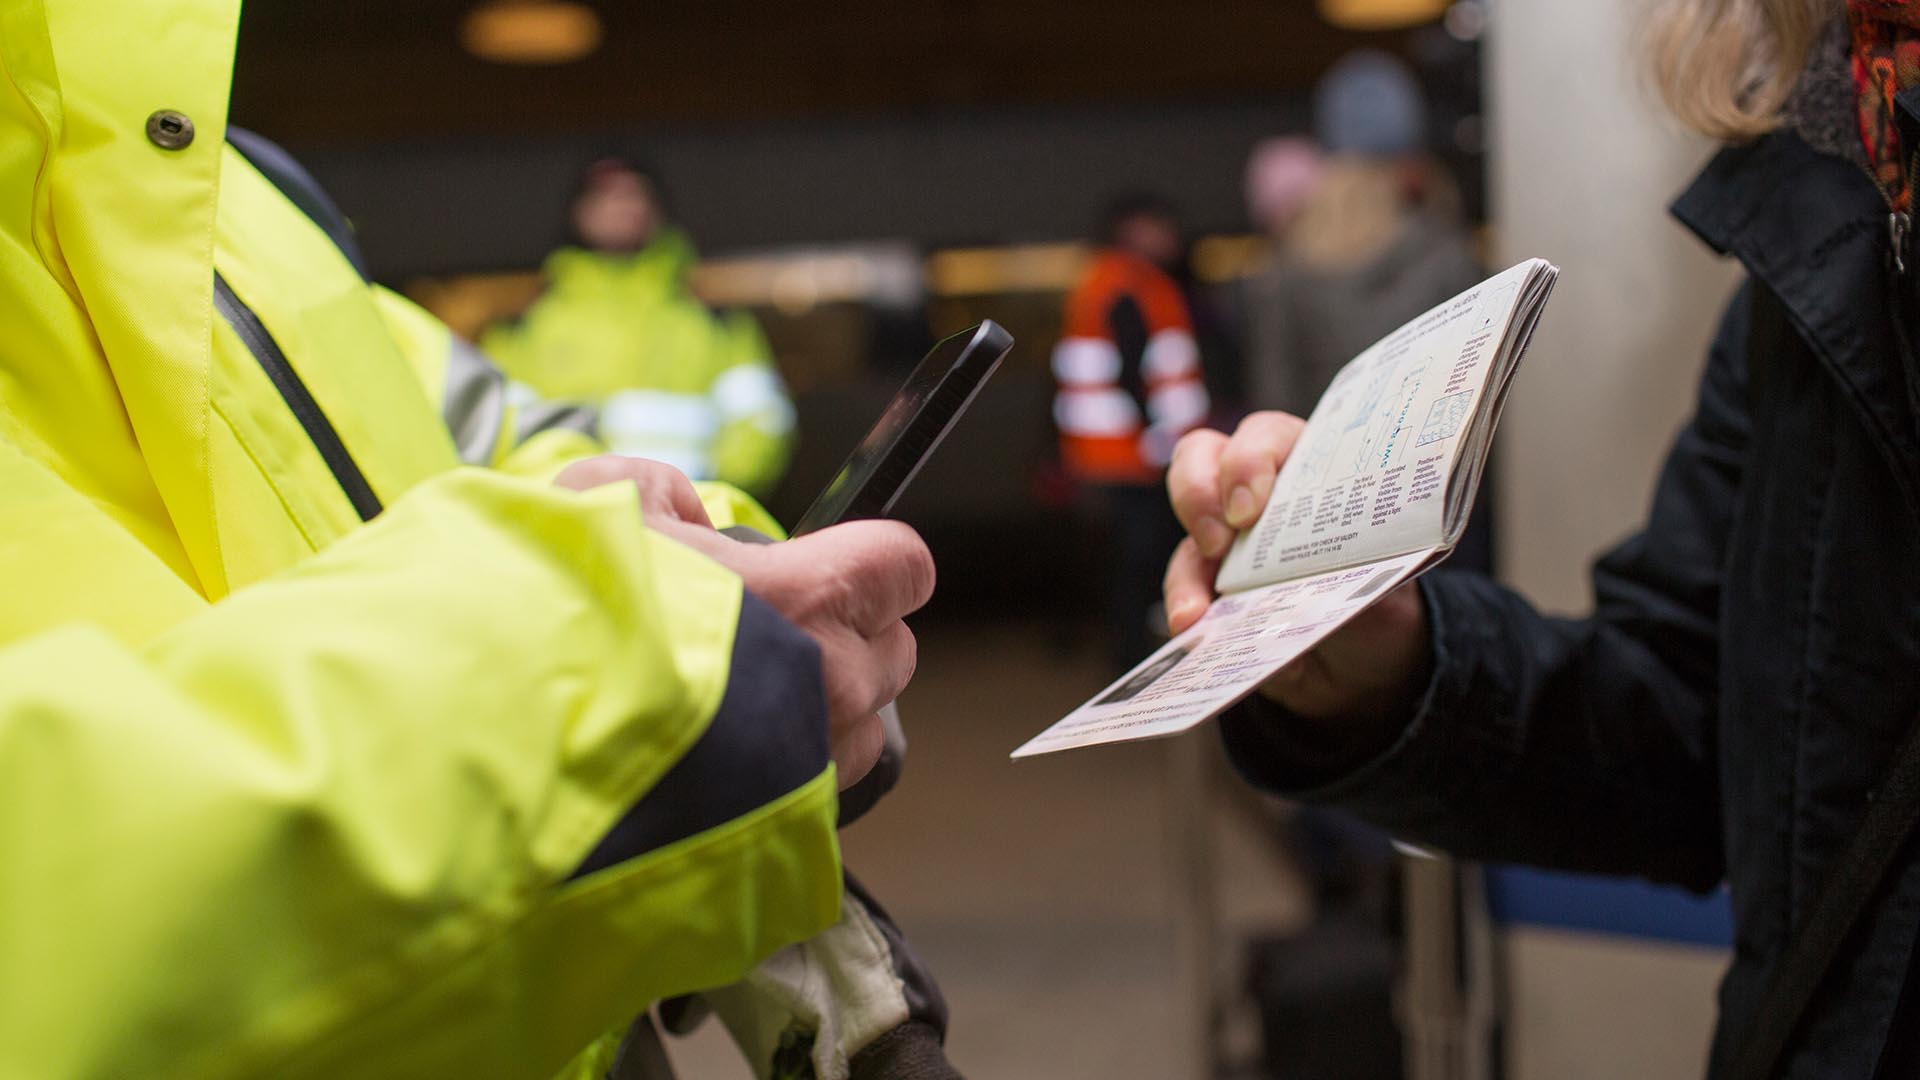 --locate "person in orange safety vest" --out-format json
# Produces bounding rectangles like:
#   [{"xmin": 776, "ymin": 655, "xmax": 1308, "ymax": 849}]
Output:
[{"xmin": 1052, "ymin": 193, "xmax": 1211, "ymax": 668}]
